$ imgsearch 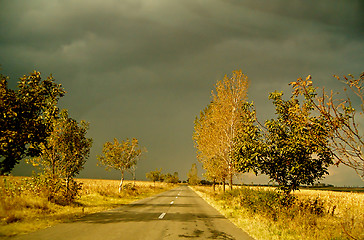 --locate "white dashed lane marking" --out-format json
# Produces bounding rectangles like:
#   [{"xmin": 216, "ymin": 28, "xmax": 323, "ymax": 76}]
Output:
[{"xmin": 158, "ymin": 190, "xmax": 180, "ymax": 219}]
